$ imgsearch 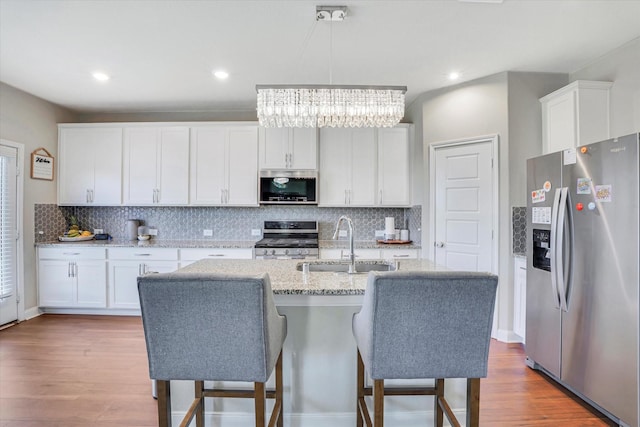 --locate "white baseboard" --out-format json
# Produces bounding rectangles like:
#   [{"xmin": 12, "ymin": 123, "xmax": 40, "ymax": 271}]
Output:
[
  {"xmin": 494, "ymin": 328, "xmax": 524, "ymax": 343},
  {"xmin": 172, "ymin": 409, "xmax": 466, "ymax": 427},
  {"xmin": 24, "ymin": 306, "xmax": 41, "ymax": 320}
]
